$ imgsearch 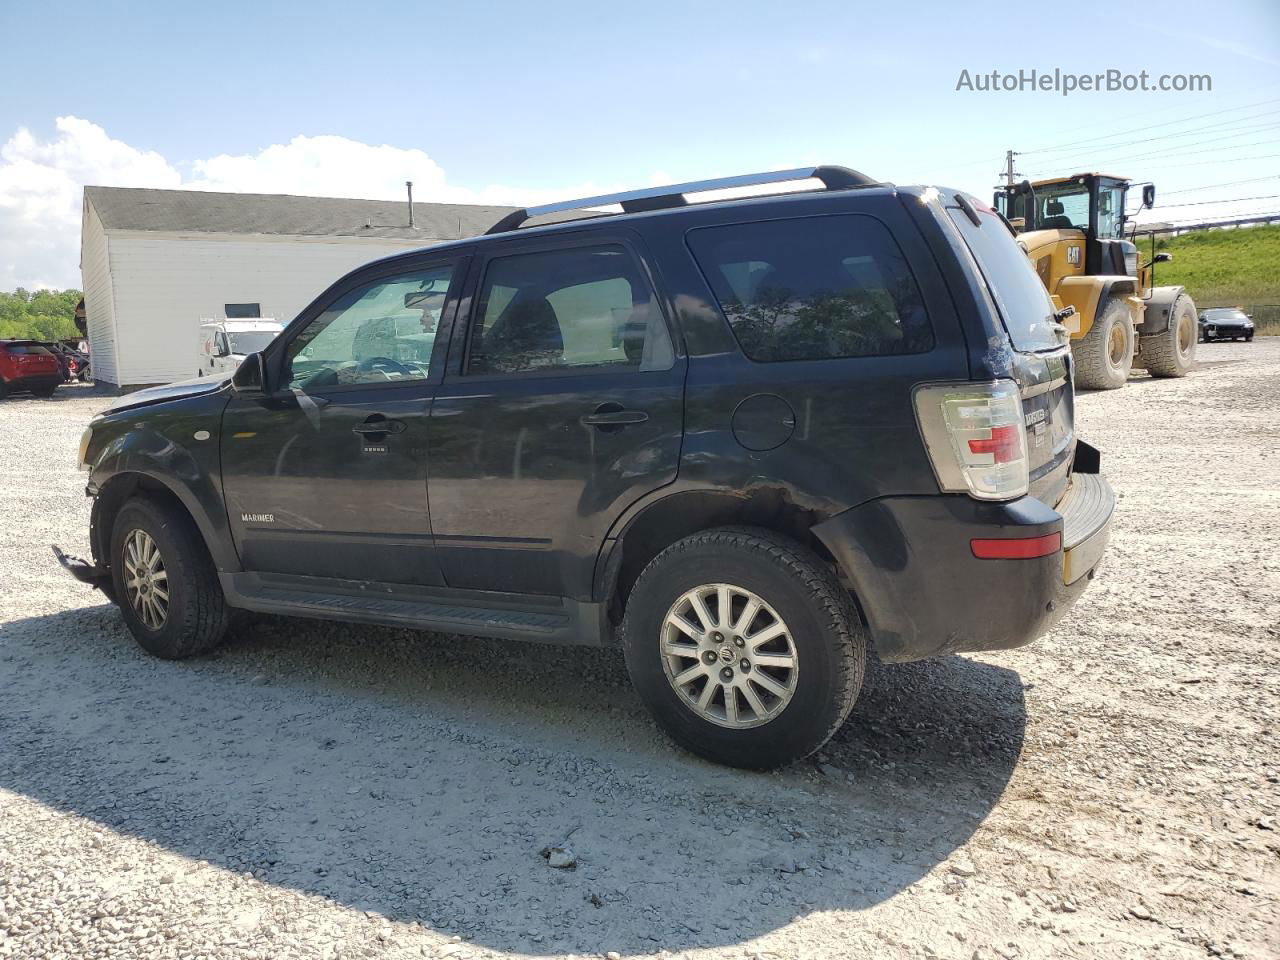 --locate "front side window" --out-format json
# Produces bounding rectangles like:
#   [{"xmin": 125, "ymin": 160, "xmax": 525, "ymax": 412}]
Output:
[
  {"xmin": 467, "ymin": 244, "xmax": 673, "ymax": 375},
  {"xmin": 285, "ymin": 264, "xmax": 453, "ymax": 390},
  {"xmin": 686, "ymin": 214, "xmax": 933, "ymax": 362}
]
